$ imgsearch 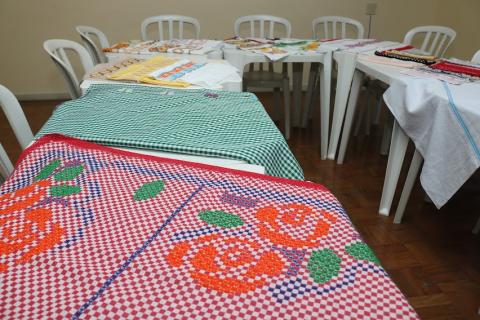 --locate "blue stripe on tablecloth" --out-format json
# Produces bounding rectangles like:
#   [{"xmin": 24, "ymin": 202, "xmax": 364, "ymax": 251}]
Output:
[
  {"xmin": 71, "ymin": 185, "xmax": 204, "ymax": 320},
  {"xmin": 442, "ymin": 81, "xmax": 480, "ymax": 161}
]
